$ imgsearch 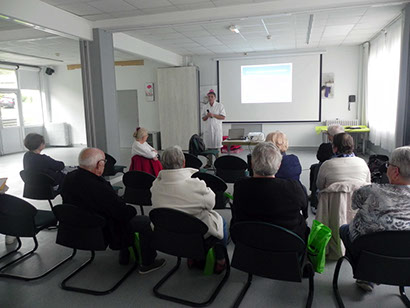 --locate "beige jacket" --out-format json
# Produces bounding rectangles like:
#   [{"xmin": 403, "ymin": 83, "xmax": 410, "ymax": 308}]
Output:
[
  {"xmin": 316, "ymin": 180, "xmax": 369, "ymax": 260},
  {"xmin": 151, "ymin": 168, "xmax": 223, "ymax": 239}
]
